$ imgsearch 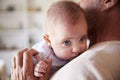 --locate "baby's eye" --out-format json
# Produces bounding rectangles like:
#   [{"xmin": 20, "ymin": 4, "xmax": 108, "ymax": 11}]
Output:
[
  {"xmin": 79, "ymin": 37, "xmax": 87, "ymax": 43},
  {"xmin": 62, "ymin": 40, "xmax": 71, "ymax": 47}
]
